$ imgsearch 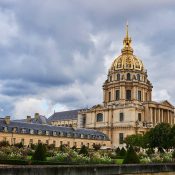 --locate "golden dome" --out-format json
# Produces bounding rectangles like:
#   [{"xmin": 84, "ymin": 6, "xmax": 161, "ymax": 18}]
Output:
[{"xmin": 111, "ymin": 24, "xmax": 144, "ymax": 71}]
